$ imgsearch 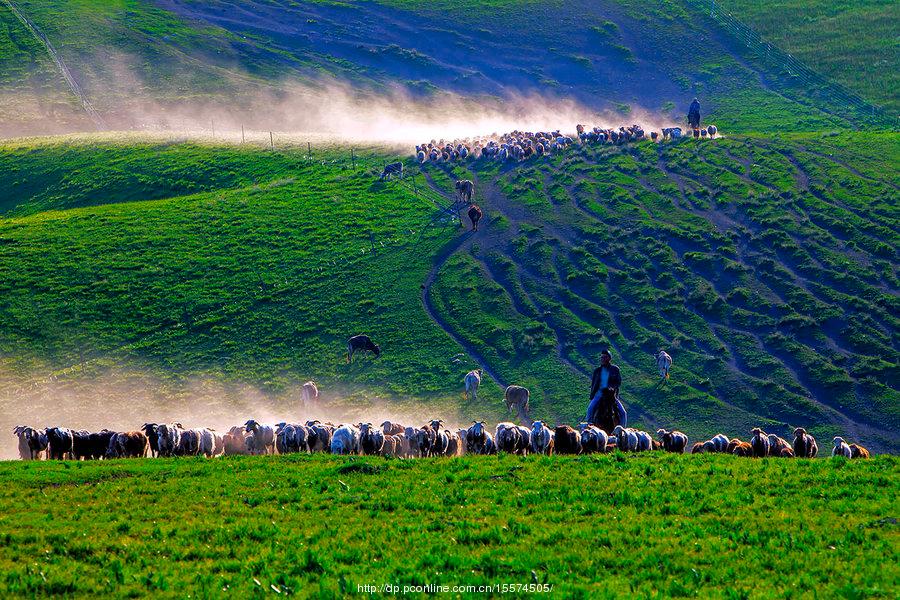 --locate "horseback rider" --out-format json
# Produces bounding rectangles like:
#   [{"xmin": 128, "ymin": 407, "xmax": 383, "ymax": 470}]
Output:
[
  {"xmin": 586, "ymin": 349, "xmax": 627, "ymax": 427},
  {"xmin": 688, "ymin": 97, "xmax": 701, "ymax": 129}
]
